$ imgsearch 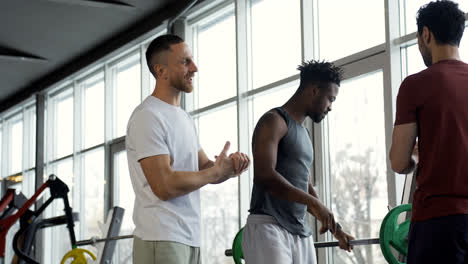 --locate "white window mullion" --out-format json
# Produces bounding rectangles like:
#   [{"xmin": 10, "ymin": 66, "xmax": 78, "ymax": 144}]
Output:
[
  {"xmin": 301, "ymin": 0, "xmax": 314, "ymax": 61},
  {"xmin": 1, "ymin": 119, "xmax": 5, "ymax": 180},
  {"xmin": 21, "ymin": 108, "xmax": 27, "ymax": 174},
  {"xmin": 235, "ymin": 0, "xmax": 251, "ymax": 227},
  {"xmin": 140, "ymin": 45, "xmax": 151, "ymax": 100},
  {"xmin": 104, "ymin": 64, "xmax": 113, "ymax": 142},
  {"xmin": 384, "ymin": 0, "xmax": 403, "ymax": 206}
]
